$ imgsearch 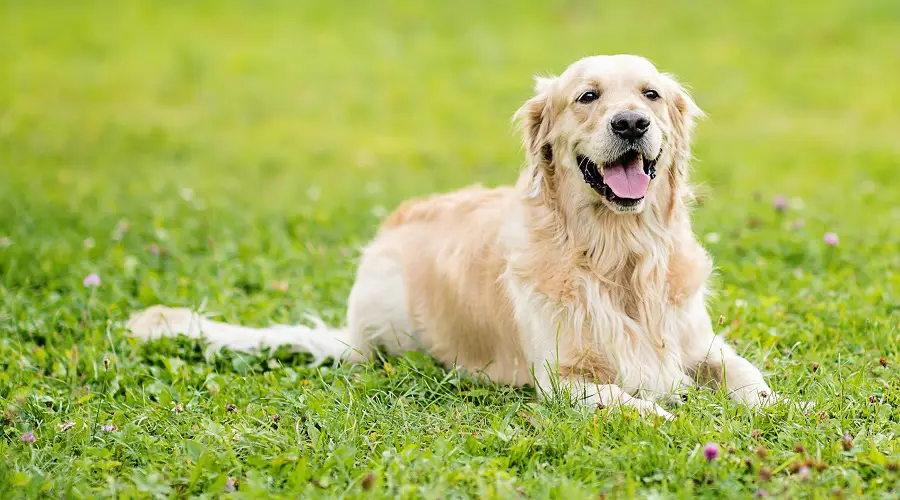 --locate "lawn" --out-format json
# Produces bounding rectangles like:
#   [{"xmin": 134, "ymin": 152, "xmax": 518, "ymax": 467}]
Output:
[{"xmin": 1, "ymin": 0, "xmax": 899, "ymax": 497}]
